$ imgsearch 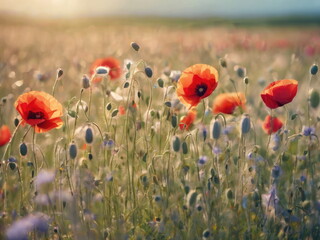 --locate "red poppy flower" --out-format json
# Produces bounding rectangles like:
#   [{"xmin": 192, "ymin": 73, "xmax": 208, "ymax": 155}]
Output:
[
  {"xmin": 0, "ymin": 125, "xmax": 11, "ymax": 147},
  {"xmin": 89, "ymin": 57, "xmax": 122, "ymax": 83},
  {"xmin": 14, "ymin": 91, "xmax": 63, "ymax": 133},
  {"xmin": 261, "ymin": 79, "xmax": 298, "ymax": 109},
  {"xmin": 179, "ymin": 109, "xmax": 196, "ymax": 130},
  {"xmin": 118, "ymin": 105, "xmax": 126, "ymax": 115},
  {"xmin": 177, "ymin": 64, "xmax": 218, "ymax": 108},
  {"xmin": 262, "ymin": 115, "xmax": 283, "ymax": 134},
  {"xmin": 213, "ymin": 92, "xmax": 246, "ymax": 114}
]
